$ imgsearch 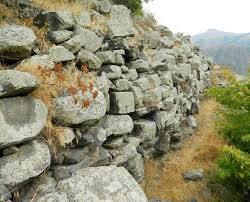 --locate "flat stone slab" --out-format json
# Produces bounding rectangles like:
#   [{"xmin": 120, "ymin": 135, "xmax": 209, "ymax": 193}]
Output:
[{"xmin": 0, "ymin": 96, "xmax": 48, "ymax": 149}]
